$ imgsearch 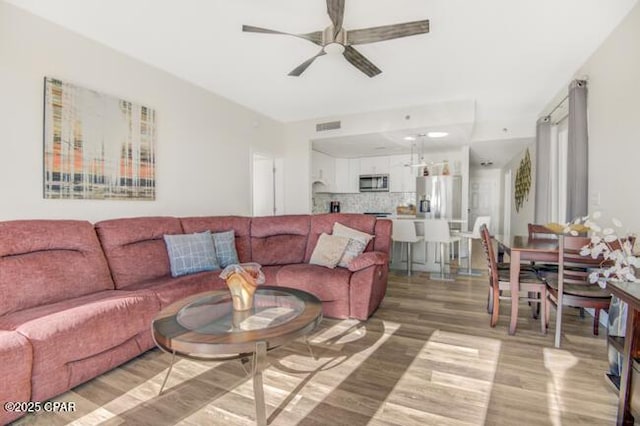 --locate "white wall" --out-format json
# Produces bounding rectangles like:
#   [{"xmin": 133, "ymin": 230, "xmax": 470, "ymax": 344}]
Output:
[
  {"xmin": 0, "ymin": 2, "xmax": 284, "ymax": 222},
  {"xmin": 539, "ymin": 2, "xmax": 640, "ymax": 233}
]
